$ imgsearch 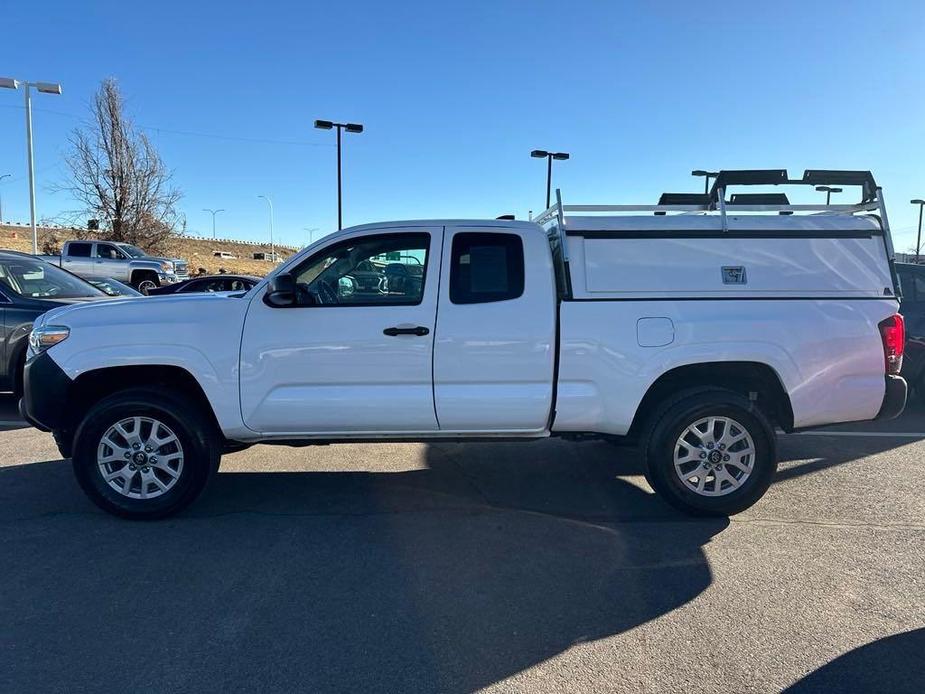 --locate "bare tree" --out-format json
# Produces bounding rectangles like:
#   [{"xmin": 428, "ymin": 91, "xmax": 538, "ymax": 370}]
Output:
[{"xmin": 63, "ymin": 78, "xmax": 182, "ymax": 251}]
